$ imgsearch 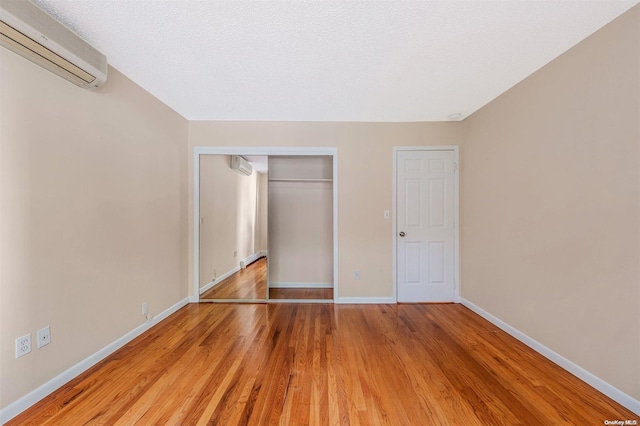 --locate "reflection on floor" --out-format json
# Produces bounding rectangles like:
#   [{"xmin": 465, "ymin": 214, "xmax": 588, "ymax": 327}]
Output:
[
  {"xmin": 200, "ymin": 258, "xmax": 267, "ymax": 299},
  {"xmin": 269, "ymin": 288, "xmax": 333, "ymax": 300},
  {"xmin": 200, "ymin": 257, "xmax": 333, "ymax": 301}
]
